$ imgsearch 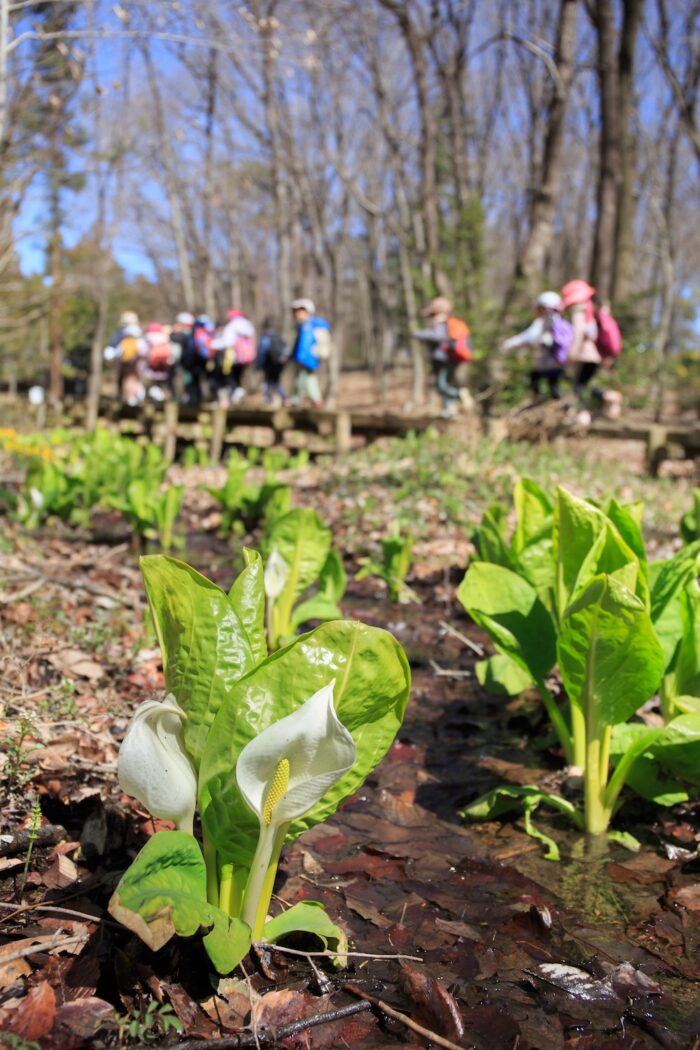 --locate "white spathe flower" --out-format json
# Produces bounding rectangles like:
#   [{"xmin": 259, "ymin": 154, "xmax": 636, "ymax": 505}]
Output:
[
  {"xmin": 117, "ymin": 693, "xmax": 197, "ymax": 835},
  {"xmin": 236, "ymin": 681, "xmax": 356, "ymax": 829},
  {"xmin": 264, "ymin": 548, "xmax": 289, "ymax": 602},
  {"xmin": 236, "ymin": 681, "xmax": 355, "ymax": 938}
]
